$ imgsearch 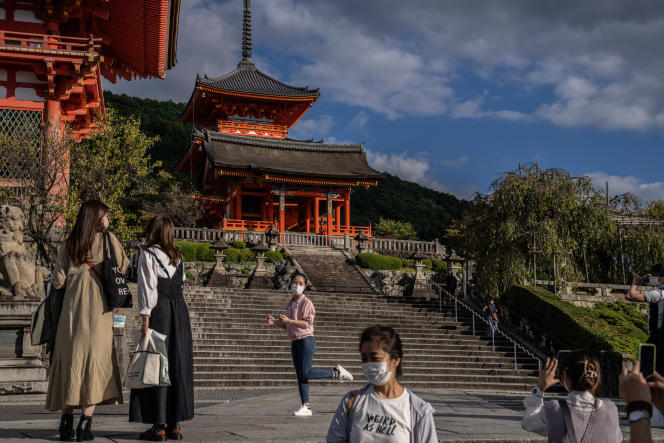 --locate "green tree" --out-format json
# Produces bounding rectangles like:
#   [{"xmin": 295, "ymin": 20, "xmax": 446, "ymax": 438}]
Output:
[
  {"xmin": 374, "ymin": 218, "xmax": 418, "ymax": 240},
  {"xmin": 67, "ymin": 110, "xmax": 159, "ymax": 243}
]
